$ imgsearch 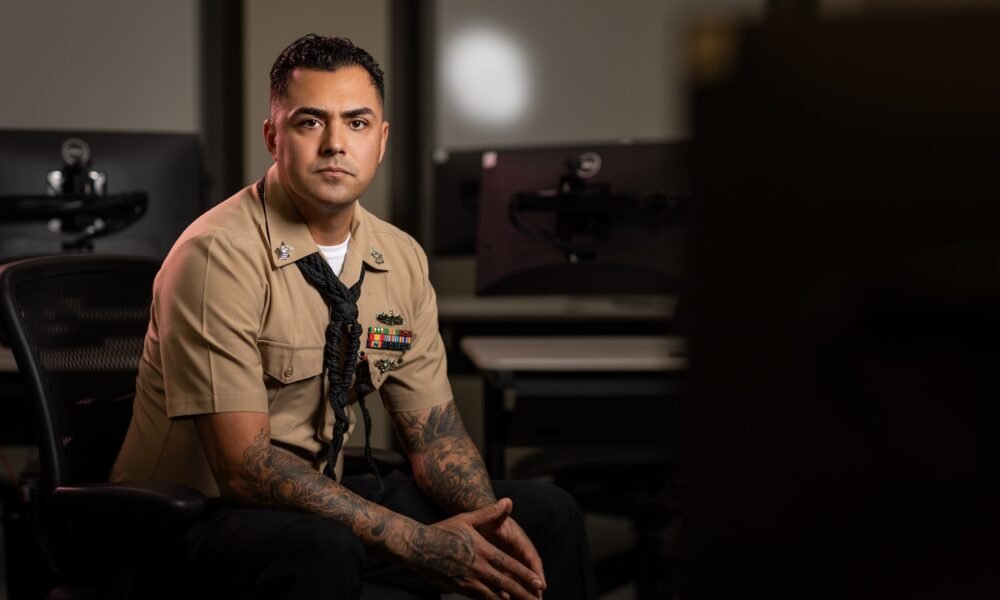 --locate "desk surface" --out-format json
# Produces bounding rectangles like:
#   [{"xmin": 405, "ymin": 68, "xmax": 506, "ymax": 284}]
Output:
[
  {"xmin": 460, "ymin": 335, "xmax": 688, "ymax": 372},
  {"xmin": 437, "ymin": 295, "xmax": 675, "ymax": 322}
]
